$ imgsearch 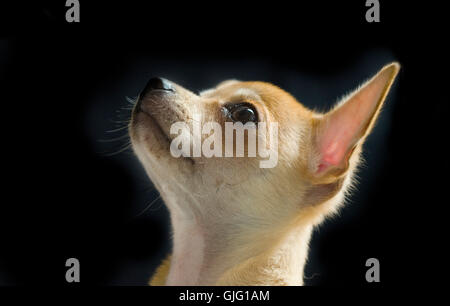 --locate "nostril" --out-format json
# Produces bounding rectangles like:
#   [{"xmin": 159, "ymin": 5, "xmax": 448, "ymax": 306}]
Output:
[
  {"xmin": 141, "ymin": 77, "xmax": 174, "ymax": 97},
  {"xmin": 135, "ymin": 77, "xmax": 174, "ymax": 114}
]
